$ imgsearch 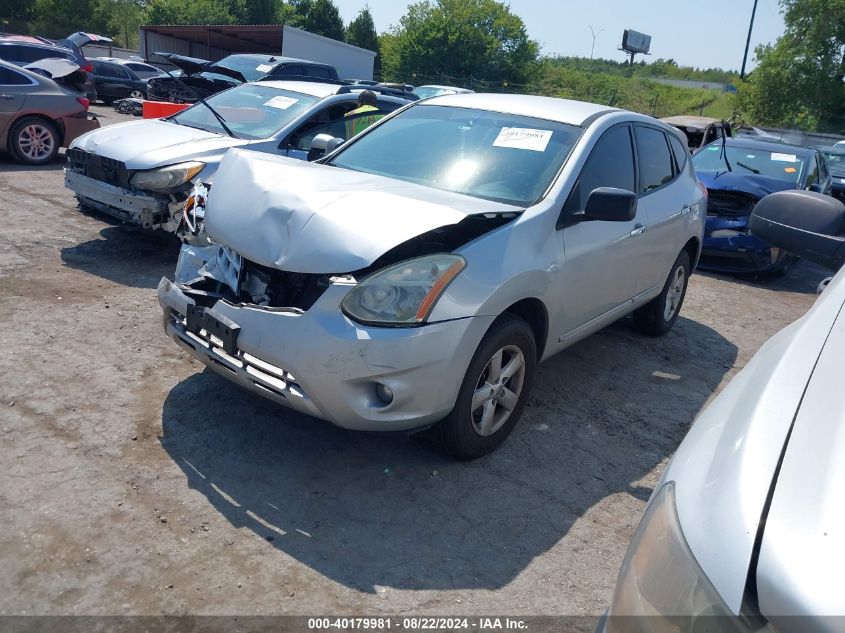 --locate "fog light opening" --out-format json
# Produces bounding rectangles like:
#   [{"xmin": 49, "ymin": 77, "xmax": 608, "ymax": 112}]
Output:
[{"xmin": 375, "ymin": 383, "xmax": 394, "ymax": 405}]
